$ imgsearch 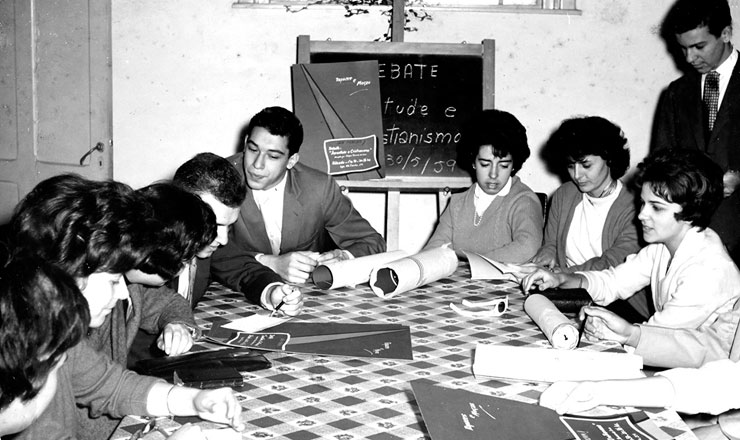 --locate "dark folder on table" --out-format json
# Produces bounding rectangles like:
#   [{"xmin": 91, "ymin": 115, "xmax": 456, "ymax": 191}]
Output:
[{"xmin": 207, "ymin": 321, "xmax": 413, "ymax": 360}]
